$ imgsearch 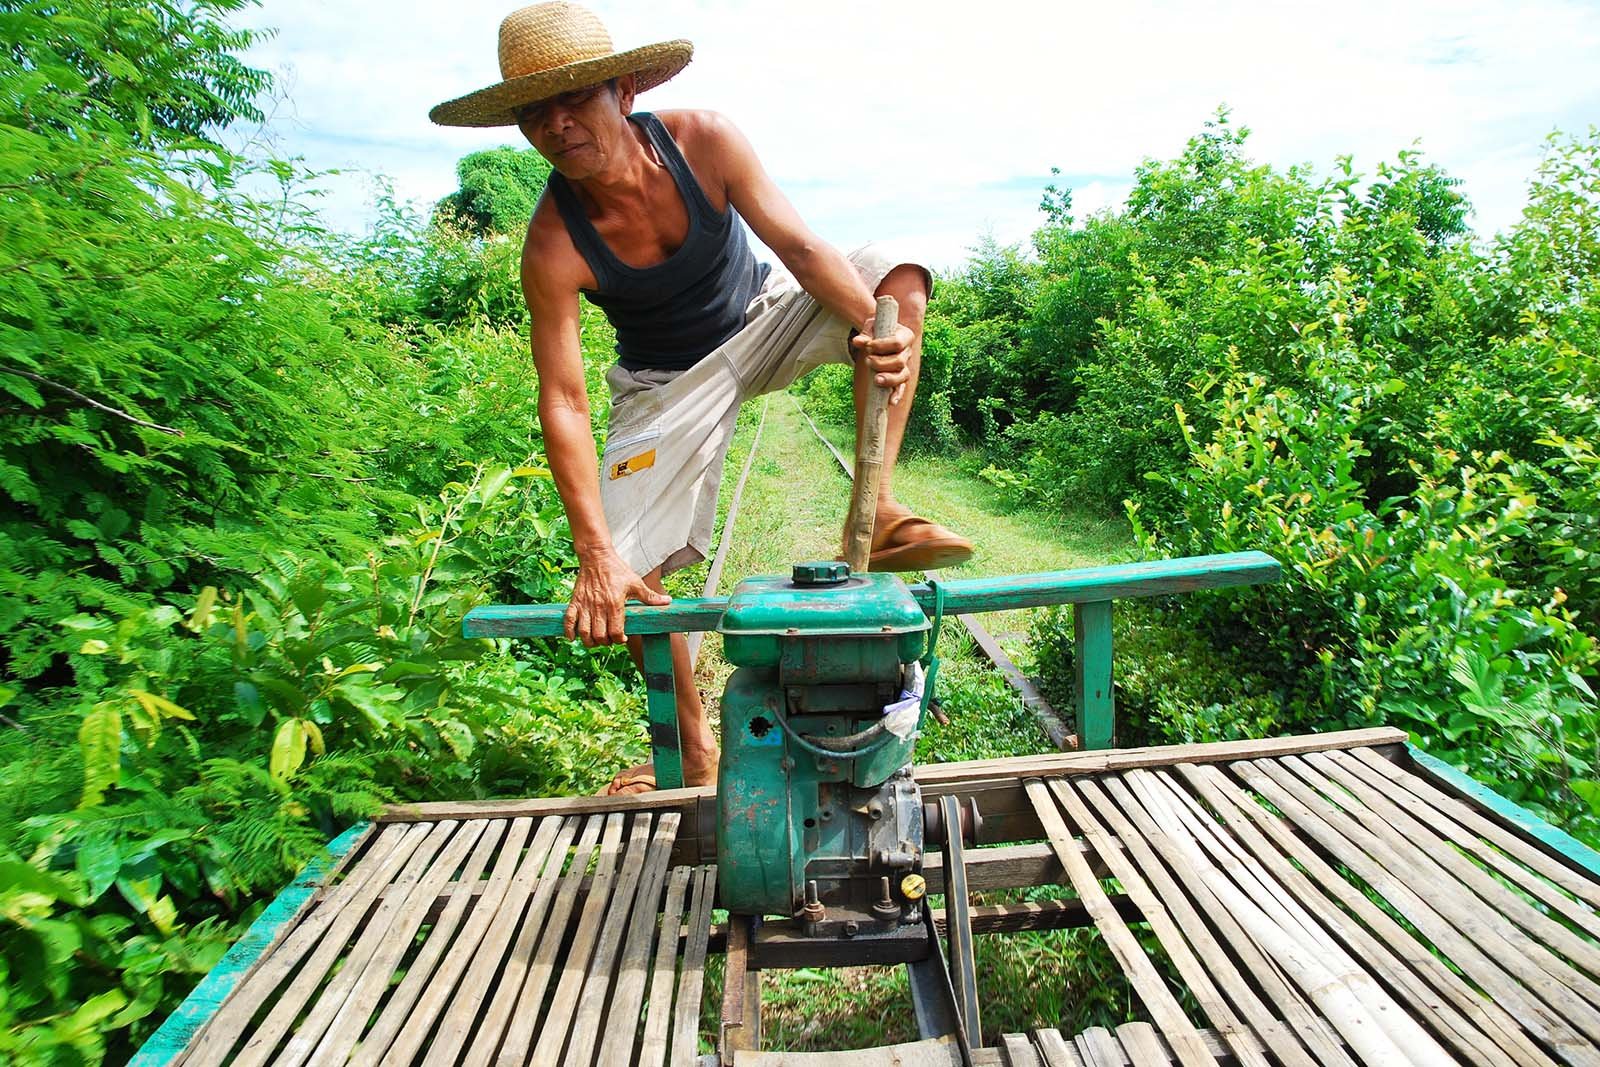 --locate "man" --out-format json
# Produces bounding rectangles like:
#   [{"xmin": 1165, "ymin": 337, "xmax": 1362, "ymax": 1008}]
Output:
[{"xmin": 432, "ymin": 3, "xmax": 971, "ymax": 794}]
